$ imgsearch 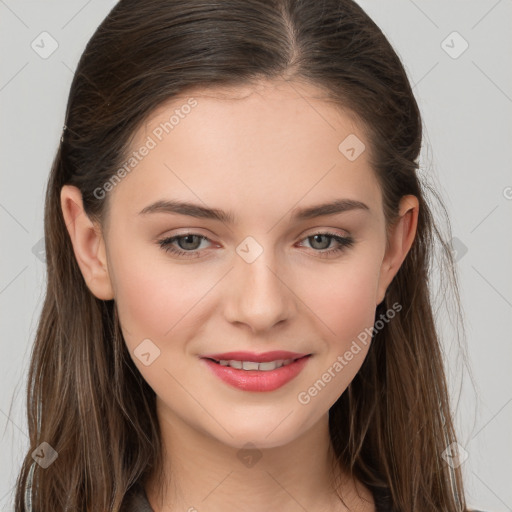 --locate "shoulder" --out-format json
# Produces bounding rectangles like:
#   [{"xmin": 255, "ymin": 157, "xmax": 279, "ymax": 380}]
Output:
[{"xmin": 370, "ymin": 485, "xmax": 491, "ymax": 512}]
